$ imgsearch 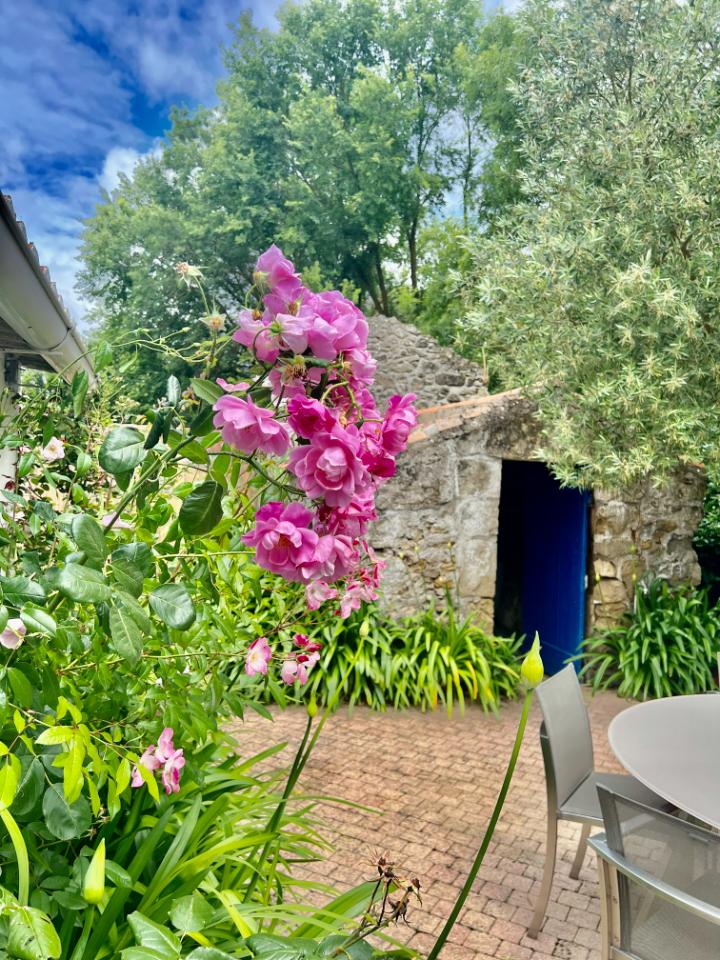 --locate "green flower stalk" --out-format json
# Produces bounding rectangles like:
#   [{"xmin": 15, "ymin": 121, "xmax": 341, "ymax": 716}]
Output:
[
  {"xmin": 427, "ymin": 638, "xmax": 543, "ymax": 960},
  {"xmin": 82, "ymin": 839, "xmax": 106, "ymax": 905}
]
